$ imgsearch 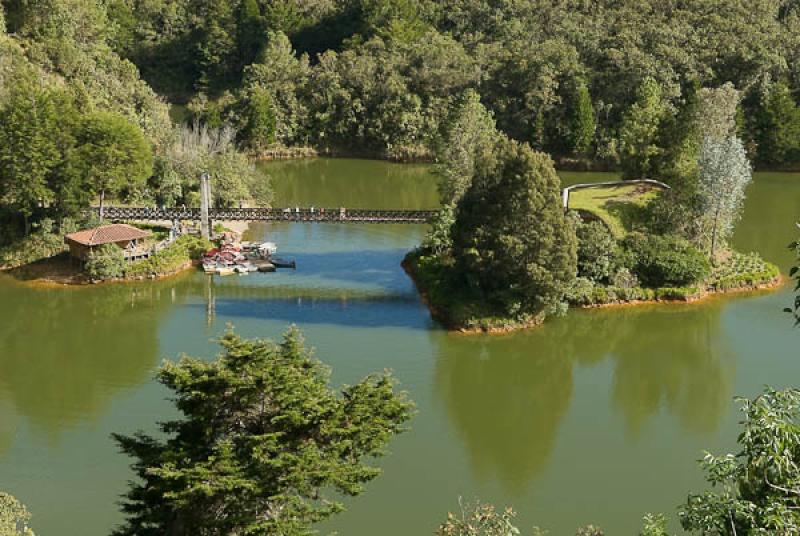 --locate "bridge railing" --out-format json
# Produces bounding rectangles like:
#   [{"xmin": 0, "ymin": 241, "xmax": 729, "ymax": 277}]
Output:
[{"xmin": 93, "ymin": 206, "xmax": 440, "ymax": 223}]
